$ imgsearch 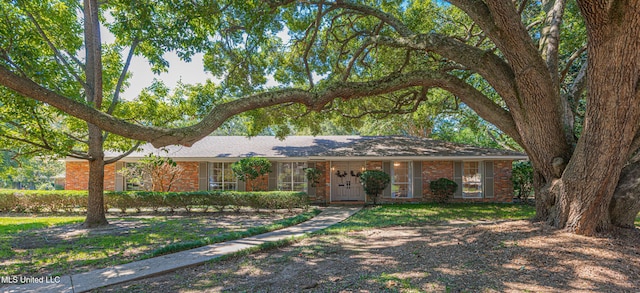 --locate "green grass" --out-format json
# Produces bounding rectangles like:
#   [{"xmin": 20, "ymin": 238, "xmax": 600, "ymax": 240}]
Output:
[
  {"xmin": 0, "ymin": 216, "xmax": 85, "ymax": 234},
  {"xmin": 0, "ymin": 210, "xmax": 320, "ymax": 276},
  {"xmin": 150, "ymin": 209, "xmax": 321, "ymax": 256},
  {"xmin": 324, "ymin": 203, "xmax": 536, "ymax": 234}
]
